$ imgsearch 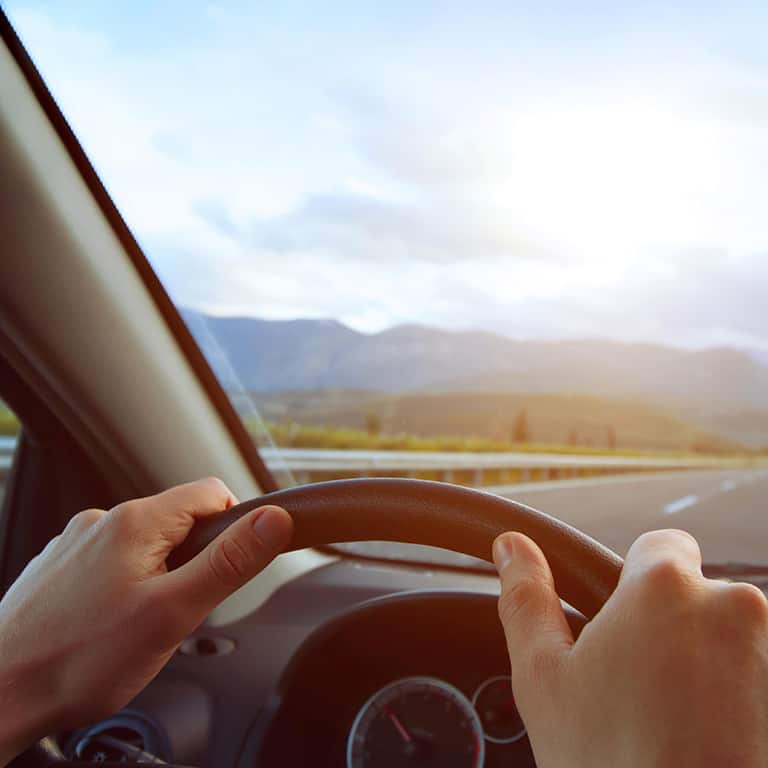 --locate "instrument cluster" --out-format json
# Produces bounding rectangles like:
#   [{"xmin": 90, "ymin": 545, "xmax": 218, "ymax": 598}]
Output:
[{"xmin": 346, "ymin": 674, "xmax": 530, "ymax": 768}]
